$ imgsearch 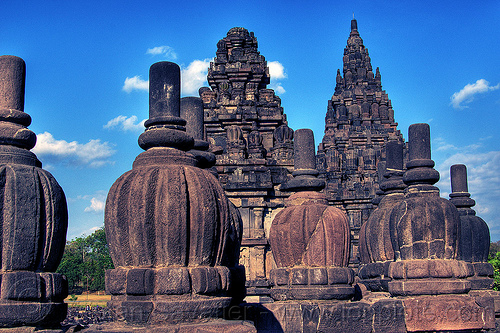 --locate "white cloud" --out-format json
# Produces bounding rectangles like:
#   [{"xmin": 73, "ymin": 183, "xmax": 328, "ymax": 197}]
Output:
[
  {"xmin": 450, "ymin": 79, "xmax": 500, "ymax": 109},
  {"xmin": 268, "ymin": 61, "xmax": 287, "ymax": 94},
  {"xmin": 268, "ymin": 61, "xmax": 287, "ymax": 80},
  {"xmin": 181, "ymin": 59, "xmax": 211, "ymax": 95},
  {"xmin": 84, "ymin": 197, "xmax": 106, "ymax": 213},
  {"xmin": 146, "ymin": 46, "xmax": 177, "ymax": 60},
  {"xmin": 123, "ymin": 76, "xmax": 148, "ymax": 93},
  {"xmin": 104, "ymin": 115, "xmax": 146, "ymax": 132},
  {"xmin": 33, "ymin": 132, "xmax": 115, "ymax": 168}
]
